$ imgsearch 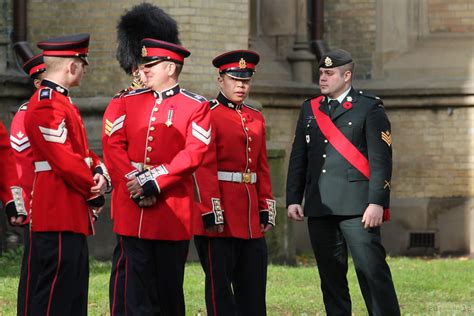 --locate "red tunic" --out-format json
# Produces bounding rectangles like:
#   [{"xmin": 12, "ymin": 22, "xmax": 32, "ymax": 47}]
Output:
[
  {"xmin": 0, "ymin": 119, "xmax": 26, "ymax": 215},
  {"xmin": 24, "ymin": 80, "xmax": 99, "ymax": 235},
  {"xmin": 102, "ymin": 85, "xmax": 138, "ymax": 220},
  {"xmin": 10, "ymin": 103, "xmax": 35, "ymax": 223},
  {"xmin": 103, "ymin": 84, "xmax": 211, "ymax": 240},
  {"xmin": 193, "ymin": 92, "xmax": 276, "ymax": 239}
]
